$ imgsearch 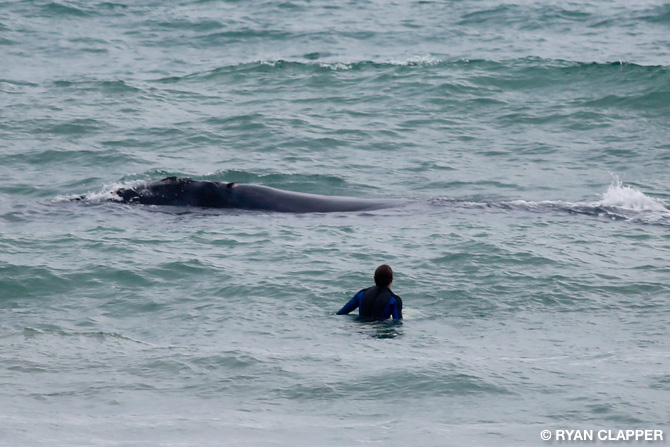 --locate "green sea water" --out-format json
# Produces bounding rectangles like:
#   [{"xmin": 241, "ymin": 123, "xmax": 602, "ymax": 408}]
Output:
[{"xmin": 1, "ymin": 1, "xmax": 670, "ymax": 445}]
